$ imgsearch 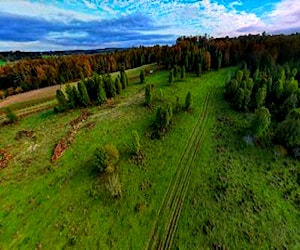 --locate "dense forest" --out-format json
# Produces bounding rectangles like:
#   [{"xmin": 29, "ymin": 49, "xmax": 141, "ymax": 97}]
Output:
[{"xmin": 0, "ymin": 33, "xmax": 299, "ymax": 99}]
